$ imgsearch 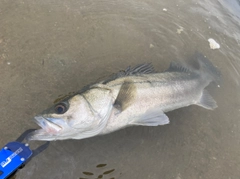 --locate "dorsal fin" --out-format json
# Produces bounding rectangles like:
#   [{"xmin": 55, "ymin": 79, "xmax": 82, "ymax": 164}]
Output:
[
  {"xmin": 124, "ymin": 63, "xmax": 155, "ymax": 75},
  {"xmin": 103, "ymin": 63, "xmax": 155, "ymax": 84},
  {"xmin": 166, "ymin": 61, "xmax": 192, "ymax": 73}
]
